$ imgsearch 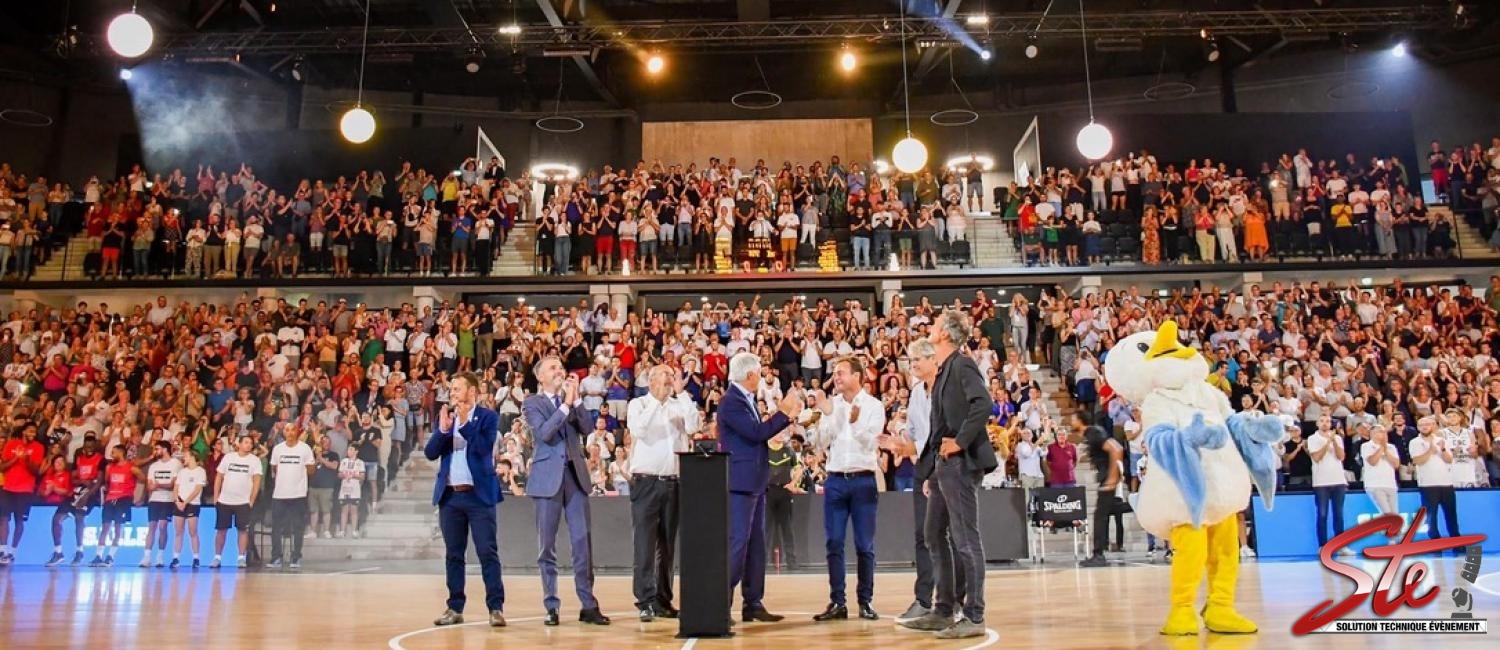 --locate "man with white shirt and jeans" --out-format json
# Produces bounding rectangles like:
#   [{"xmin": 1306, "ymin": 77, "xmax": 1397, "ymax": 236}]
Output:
[
  {"xmin": 809, "ymin": 356, "xmax": 887, "ymax": 622},
  {"xmin": 625, "ymin": 365, "xmax": 699, "ymax": 622},
  {"xmin": 268, "ymin": 426, "xmax": 315, "ymax": 568},
  {"xmin": 1306, "ymin": 417, "xmax": 1348, "ymax": 550},
  {"xmin": 1410, "ymin": 416, "xmax": 1462, "ymax": 548},
  {"xmin": 212, "ymin": 435, "xmax": 263, "ymax": 569}
]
